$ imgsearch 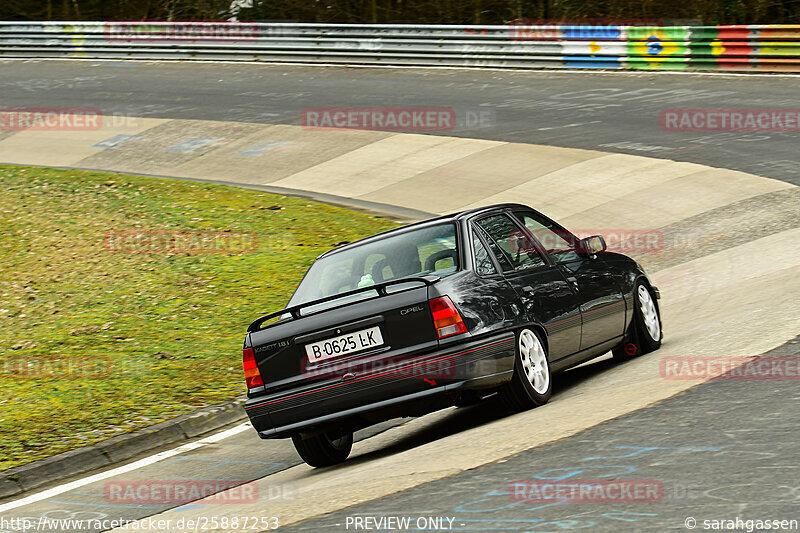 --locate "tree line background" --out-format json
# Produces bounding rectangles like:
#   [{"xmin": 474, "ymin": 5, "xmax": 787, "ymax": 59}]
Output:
[{"xmin": 1, "ymin": 0, "xmax": 797, "ymax": 25}]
